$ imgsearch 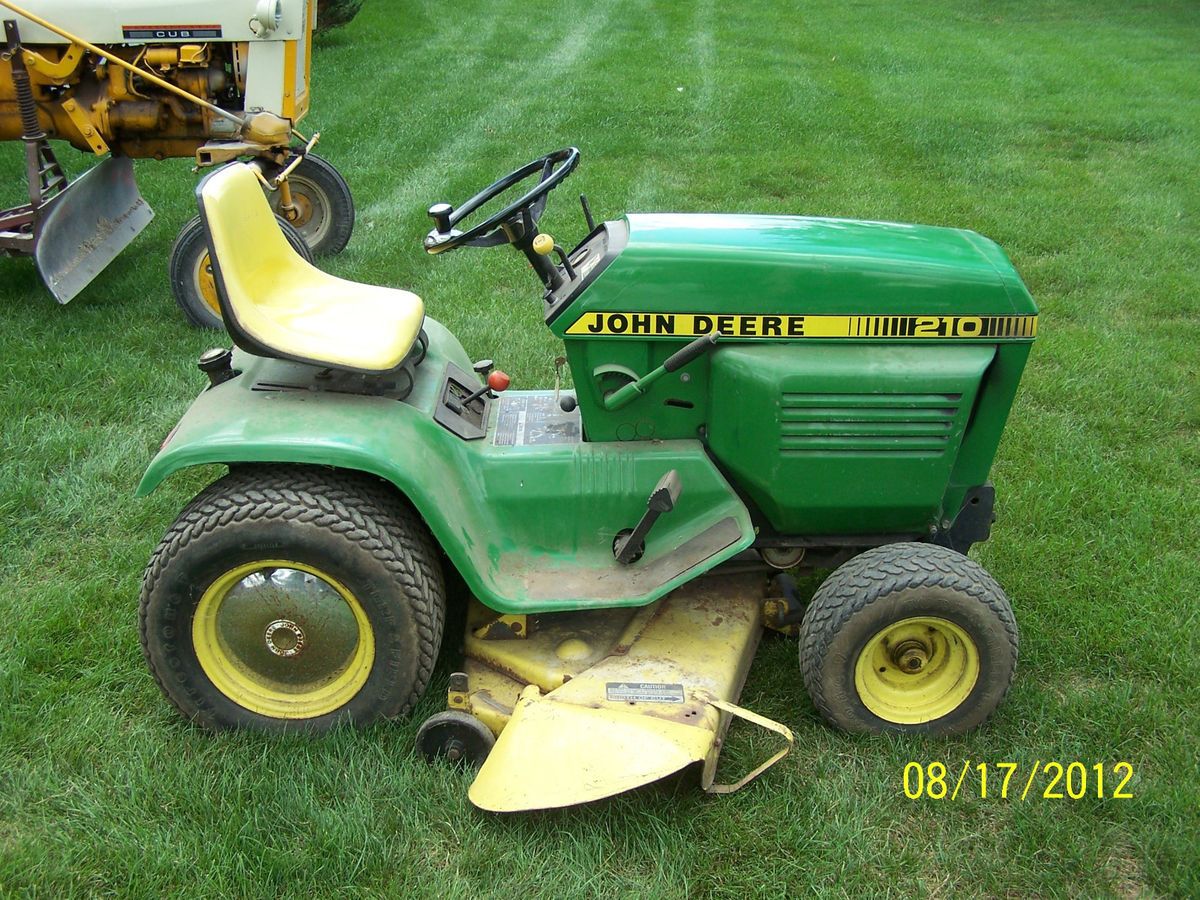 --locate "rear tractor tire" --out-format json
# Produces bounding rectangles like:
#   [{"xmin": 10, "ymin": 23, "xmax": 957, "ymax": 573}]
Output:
[
  {"xmin": 169, "ymin": 214, "xmax": 313, "ymax": 330},
  {"xmin": 140, "ymin": 466, "xmax": 445, "ymax": 731},
  {"xmin": 798, "ymin": 542, "xmax": 1018, "ymax": 736}
]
